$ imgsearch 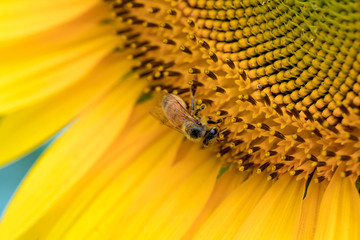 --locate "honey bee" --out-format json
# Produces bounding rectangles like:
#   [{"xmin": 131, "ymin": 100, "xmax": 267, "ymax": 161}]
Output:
[{"xmin": 150, "ymin": 86, "xmax": 221, "ymax": 146}]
